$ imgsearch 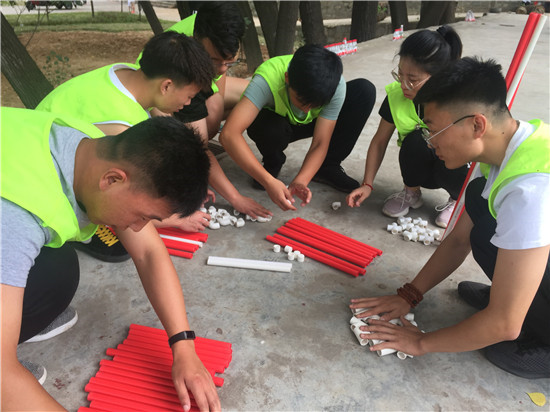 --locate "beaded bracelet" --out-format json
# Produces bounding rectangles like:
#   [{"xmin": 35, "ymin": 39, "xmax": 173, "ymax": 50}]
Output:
[
  {"xmin": 397, "ymin": 283, "xmax": 423, "ymax": 308},
  {"xmin": 361, "ymin": 182, "xmax": 374, "ymax": 191}
]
